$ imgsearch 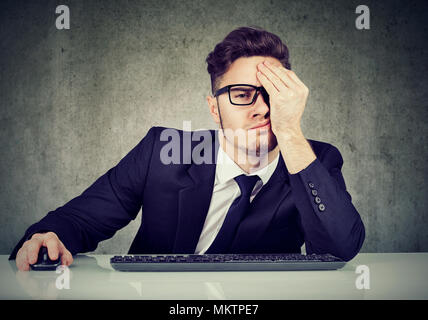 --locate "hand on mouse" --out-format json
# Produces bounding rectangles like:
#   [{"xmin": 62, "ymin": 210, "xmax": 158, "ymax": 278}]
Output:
[{"xmin": 16, "ymin": 232, "xmax": 73, "ymax": 271}]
